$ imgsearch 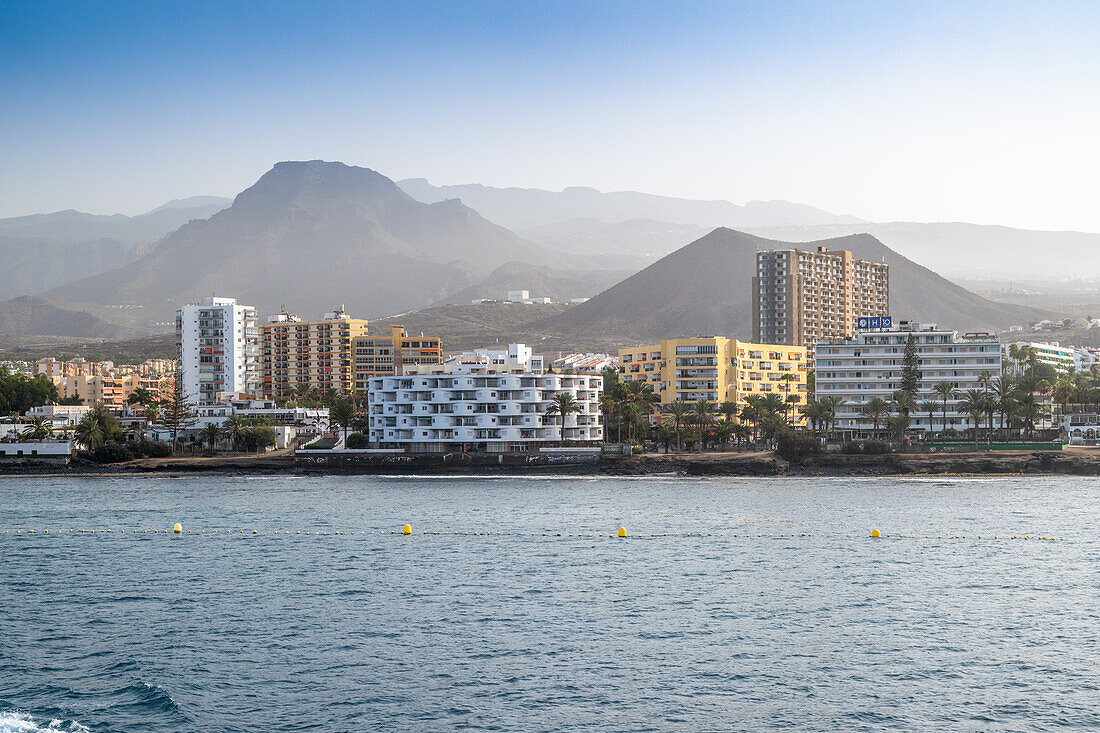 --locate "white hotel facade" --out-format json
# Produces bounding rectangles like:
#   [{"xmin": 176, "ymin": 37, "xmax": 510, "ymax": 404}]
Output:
[
  {"xmin": 177, "ymin": 296, "xmax": 261, "ymax": 404},
  {"xmin": 368, "ymin": 353, "xmax": 602, "ymax": 452},
  {"xmin": 815, "ymin": 322, "xmax": 1002, "ymax": 435}
]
